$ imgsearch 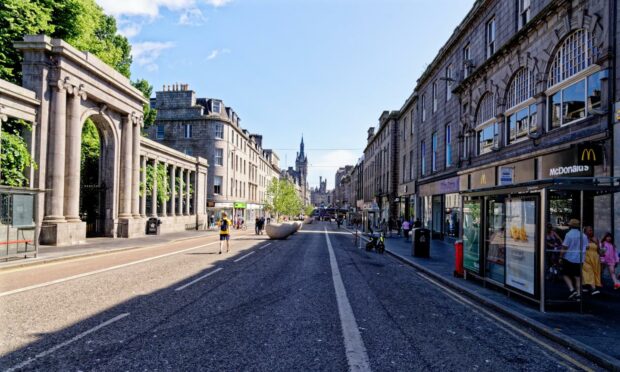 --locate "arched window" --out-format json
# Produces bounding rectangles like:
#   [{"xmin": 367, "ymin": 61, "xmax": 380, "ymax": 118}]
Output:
[
  {"xmin": 506, "ymin": 68, "xmax": 537, "ymax": 144},
  {"xmin": 475, "ymin": 93, "xmax": 498, "ymax": 155},
  {"xmin": 547, "ymin": 29, "xmax": 606, "ymax": 130},
  {"xmin": 548, "ymin": 29, "xmax": 594, "ymax": 87}
]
